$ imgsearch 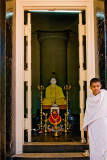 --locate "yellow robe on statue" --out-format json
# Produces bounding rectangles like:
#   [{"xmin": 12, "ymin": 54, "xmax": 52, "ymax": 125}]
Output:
[{"xmin": 43, "ymin": 84, "xmax": 66, "ymax": 105}]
